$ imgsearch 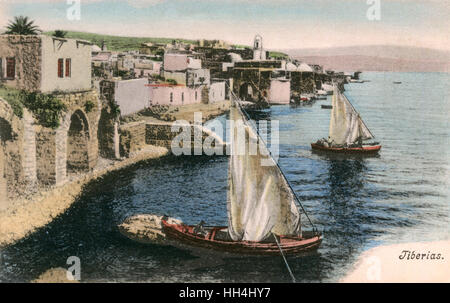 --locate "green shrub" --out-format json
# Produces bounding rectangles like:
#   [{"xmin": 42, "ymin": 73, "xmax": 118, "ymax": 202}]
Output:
[
  {"xmin": 21, "ymin": 92, "xmax": 67, "ymax": 129},
  {"xmin": 84, "ymin": 100, "xmax": 96, "ymax": 113},
  {"xmin": 0, "ymin": 86, "xmax": 24, "ymax": 118}
]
